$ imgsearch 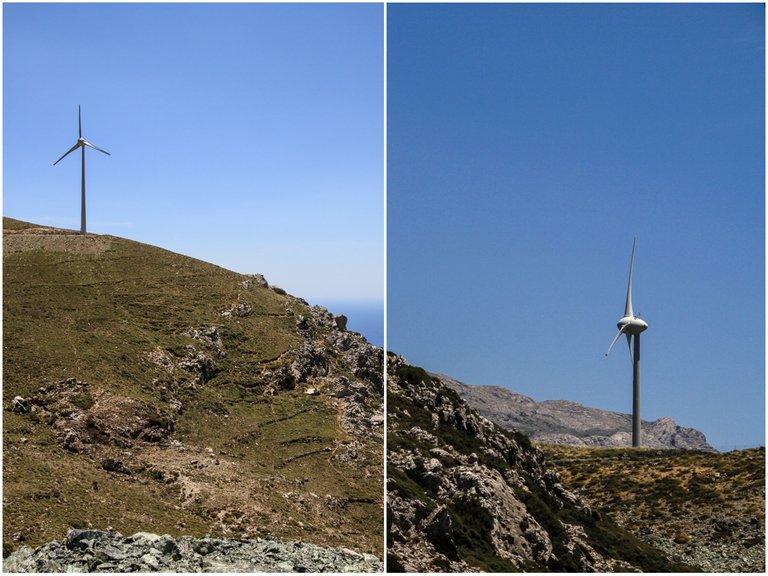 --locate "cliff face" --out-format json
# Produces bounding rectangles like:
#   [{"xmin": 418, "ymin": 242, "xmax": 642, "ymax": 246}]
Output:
[
  {"xmin": 436, "ymin": 374, "xmax": 714, "ymax": 451},
  {"xmin": 386, "ymin": 356, "xmax": 689, "ymax": 572},
  {"xmin": 3, "ymin": 219, "xmax": 383, "ymax": 557}
]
